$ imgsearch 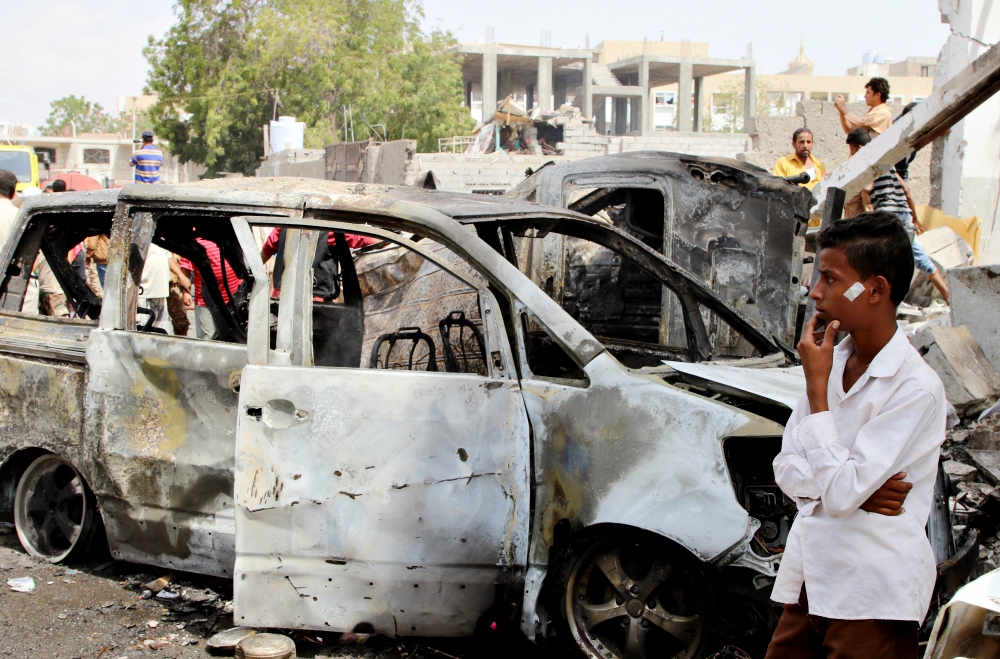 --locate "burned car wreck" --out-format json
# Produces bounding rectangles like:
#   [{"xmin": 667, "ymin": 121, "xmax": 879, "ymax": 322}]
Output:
[{"xmin": 0, "ymin": 176, "xmax": 918, "ymax": 657}]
